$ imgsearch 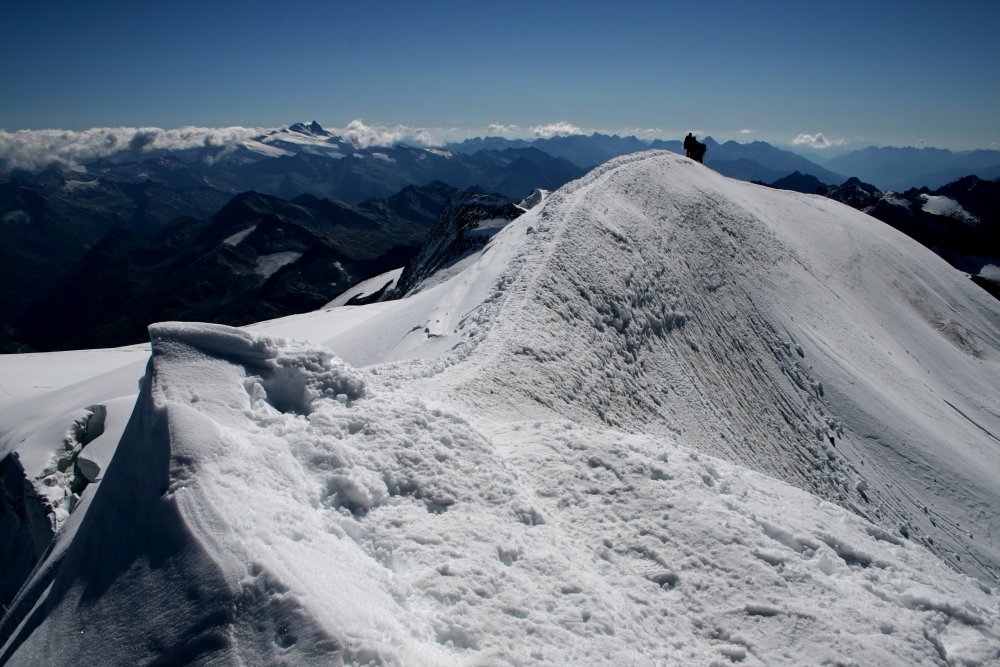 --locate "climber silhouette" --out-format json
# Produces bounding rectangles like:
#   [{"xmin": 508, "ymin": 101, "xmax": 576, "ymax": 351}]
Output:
[{"xmin": 684, "ymin": 133, "xmax": 707, "ymax": 164}]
